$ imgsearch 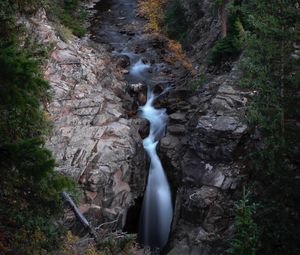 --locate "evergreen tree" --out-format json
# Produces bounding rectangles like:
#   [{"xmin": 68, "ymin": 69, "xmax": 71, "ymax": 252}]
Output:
[
  {"xmin": 238, "ymin": 1, "xmax": 300, "ymax": 254},
  {"xmin": 0, "ymin": 19, "xmax": 77, "ymax": 255}
]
